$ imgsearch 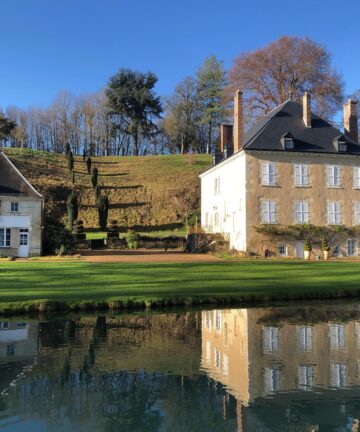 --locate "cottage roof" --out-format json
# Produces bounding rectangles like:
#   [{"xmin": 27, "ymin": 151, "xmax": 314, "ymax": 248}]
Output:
[{"xmin": 0, "ymin": 152, "xmax": 43, "ymax": 198}]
